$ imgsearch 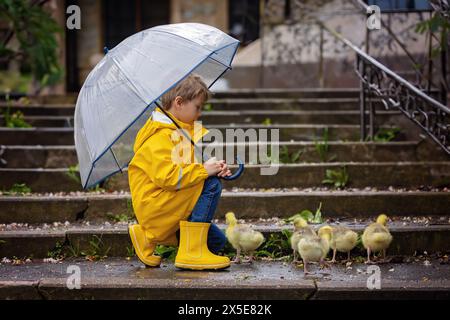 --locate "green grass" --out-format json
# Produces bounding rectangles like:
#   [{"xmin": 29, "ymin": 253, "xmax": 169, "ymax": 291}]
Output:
[
  {"xmin": 81, "ymin": 235, "xmax": 111, "ymax": 261},
  {"xmin": 285, "ymin": 202, "xmax": 324, "ymax": 224},
  {"xmin": 65, "ymin": 235, "xmax": 111, "ymax": 261},
  {"xmin": 47, "ymin": 241, "xmax": 66, "ymax": 260},
  {"xmin": 254, "ymin": 229, "xmax": 292, "ymax": 259},
  {"xmin": 0, "ymin": 72, "xmax": 32, "ymax": 94},
  {"xmin": 322, "ymin": 167, "xmax": 349, "ymax": 189},
  {"xmin": 66, "ymin": 164, "xmax": 81, "ymax": 184},
  {"xmin": 203, "ymin": 103, "xmax": 213, "ymax": 111},
  {"xmin": 126, "ymin": 245, "xmax": 135, "ymax": 258},
  {"xmin": 371, "ymin": 127, "xmax": 401, "ymax": 142},
  {"xmin": 66, "ymin": 164, "xmax": 105, "ymax": 192},
  {"xmin": 1, "ymin": 92, "xmax": 32, "ymax": 128},
  {"xmin": 106, "ymin": 212, "xmax": 134, "ymax": 223},
  {"xmin": 2, "ymin": 183, "xmax": 32, "ymax": 195},
  {"xmin": 154, "ymin": 245, "xmax": 178, "ymax": 262},
  {"xmin": 261, "ymin": 117, "xmax": 272, "ymax": 125},
  {"xmin": 314, "ymin": 128, "xmax": 337, "ymax": 162},
  {"xmin": 267, "ymin": 145, "xmax": 303, "ymax": 164}
]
